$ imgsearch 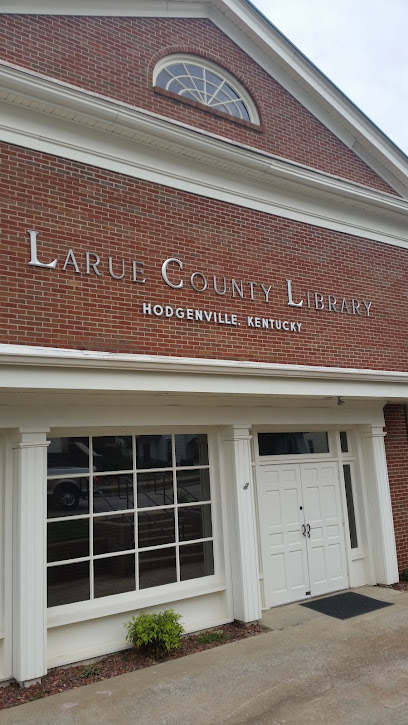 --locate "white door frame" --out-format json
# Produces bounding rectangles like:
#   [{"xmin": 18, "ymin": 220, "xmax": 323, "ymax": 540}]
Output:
[
  {"xmin": 256, "ymin": 454, "xmax": 349, "ymax": 608},
  {"xmin": 253, "ymin": 429, "xmax": 361, "ymax": 609}
]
